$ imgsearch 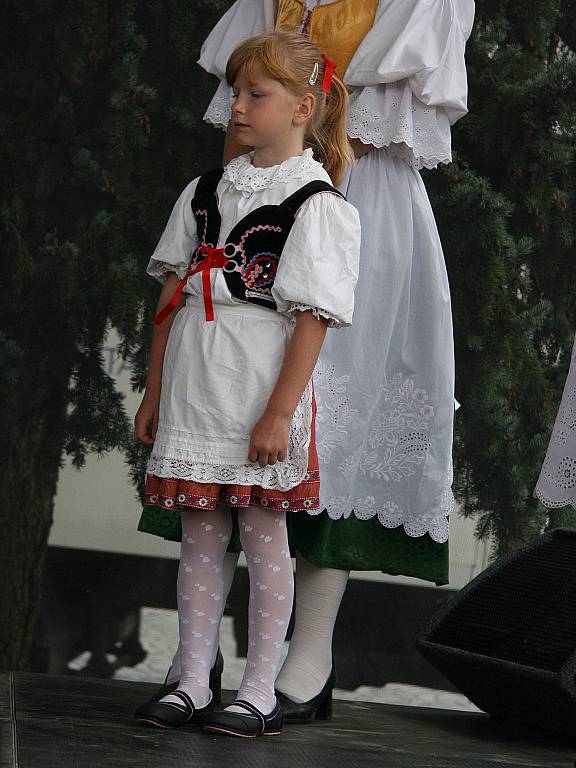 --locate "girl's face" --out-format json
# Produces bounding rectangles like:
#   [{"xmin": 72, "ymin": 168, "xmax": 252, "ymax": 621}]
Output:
[{"xmin": 231, "ymin": 63, "xmax": 311, "ymax": 152}]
